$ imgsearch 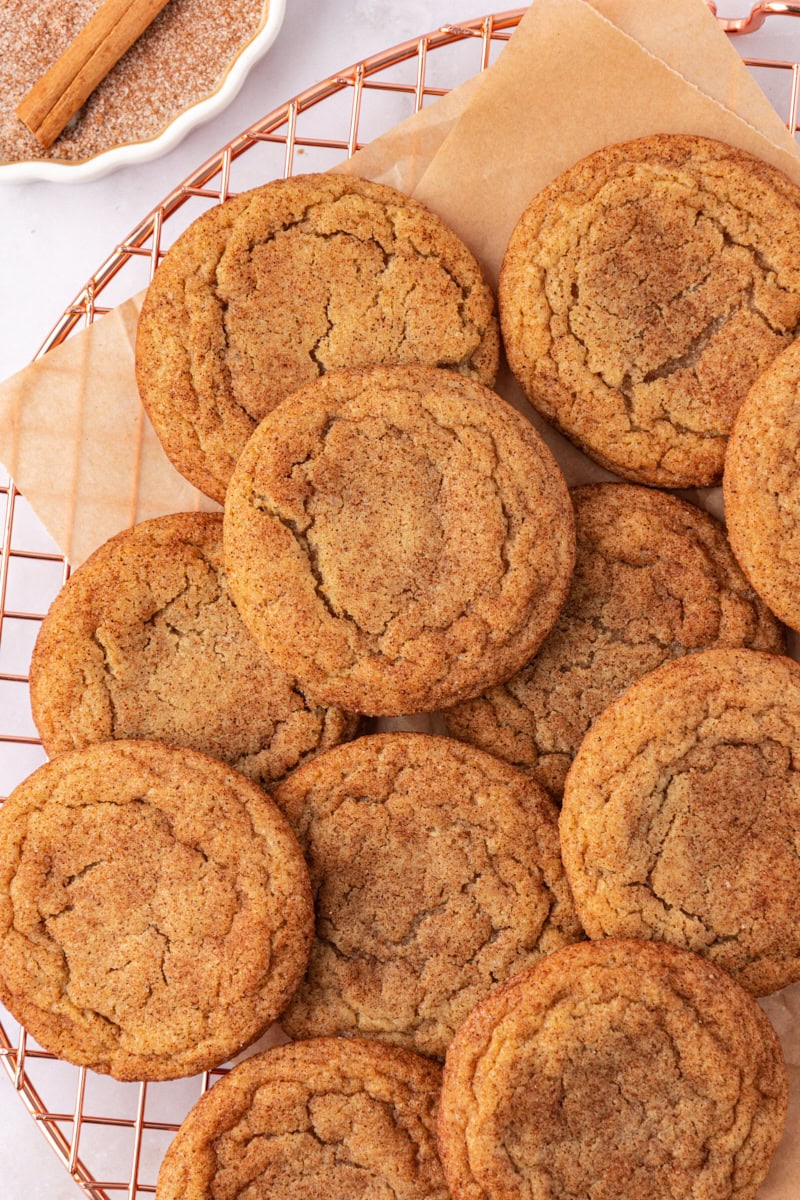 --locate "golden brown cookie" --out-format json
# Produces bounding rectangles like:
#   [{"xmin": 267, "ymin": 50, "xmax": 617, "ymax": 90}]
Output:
[
  {"xmin": 156, "ymin": 1037, "xmax": 448, "ymax": 1200},
  {"xmin": 444, "ymin": 484, "xmax": 784, "ymax": 798},
  {"xmin": 438, "ymin": 939, "xmax": 787, "ymax": 1200},
  {"xmin": 560, "ymin": 648, "xmax": 800, "ymax": 994},
  {"xmin": 724, "ymin": 337, "xmax": 800, "ymax": 632},
  {"xmin": 136, "ymin": 173, "xmax": 500, "ymax": 502},
  {"xmin": 223, "ymin": 364, "xmax": 575, "ymax": 716},
  {"xmin": 29, "ymin": 512, "xmax": 357, "ymax": 790},
  {"xmin": 500, "ymin": 134, "xmax": 800, "ymax": 487},
  {"xmin": 273, "ymin": 733, "xmax": 583, "ymax": 1058},
  {"xmin": 0, "ymin": 740, "xmax": 314, "ymax": 1080}
]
